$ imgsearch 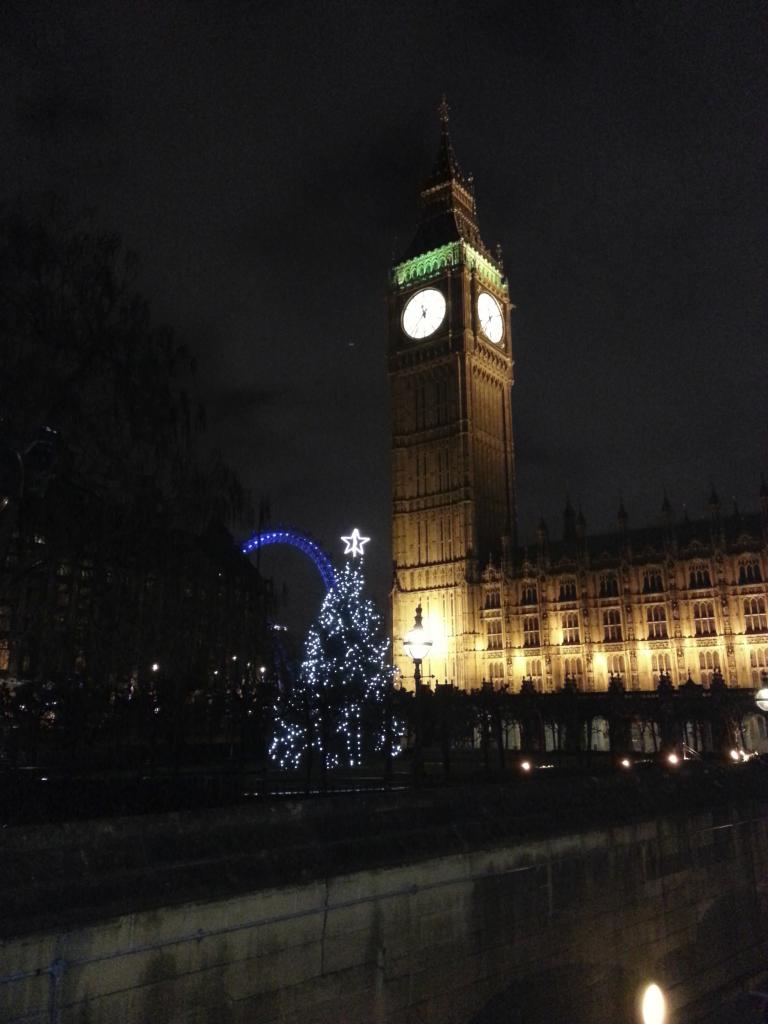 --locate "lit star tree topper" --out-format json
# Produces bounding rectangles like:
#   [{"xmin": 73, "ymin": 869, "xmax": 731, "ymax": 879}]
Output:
[
  {"xmin": 340, "ymin": 527, "xmax": 370, "ymax": 558},
  {"xmin": 270, "ymin": 552, "xmax": 402, "ymax": 772}
]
